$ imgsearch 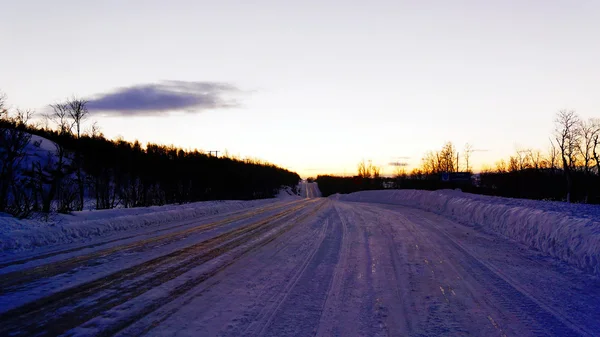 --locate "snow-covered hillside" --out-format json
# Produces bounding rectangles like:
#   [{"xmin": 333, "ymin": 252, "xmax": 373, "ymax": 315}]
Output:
[
  {"xmin": 1, "ymin": 131, "xmax": 77, "ymax": 216},
  {"xmin": 335, "ymin": 190, "xmax": 600, "ymax": 275},
  {"xmin": 20, "ymin": 134, "xmax": 71, "ymax": 167}
]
